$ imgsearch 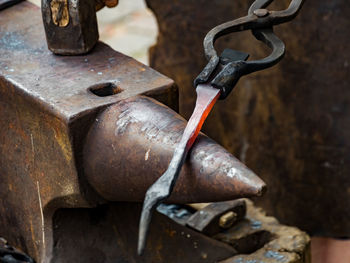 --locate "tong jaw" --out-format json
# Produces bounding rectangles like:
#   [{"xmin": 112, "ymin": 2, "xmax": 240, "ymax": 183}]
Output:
[{"xmin": 194, "ymin": 0, "xmax": 304, "ymax": 99}]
